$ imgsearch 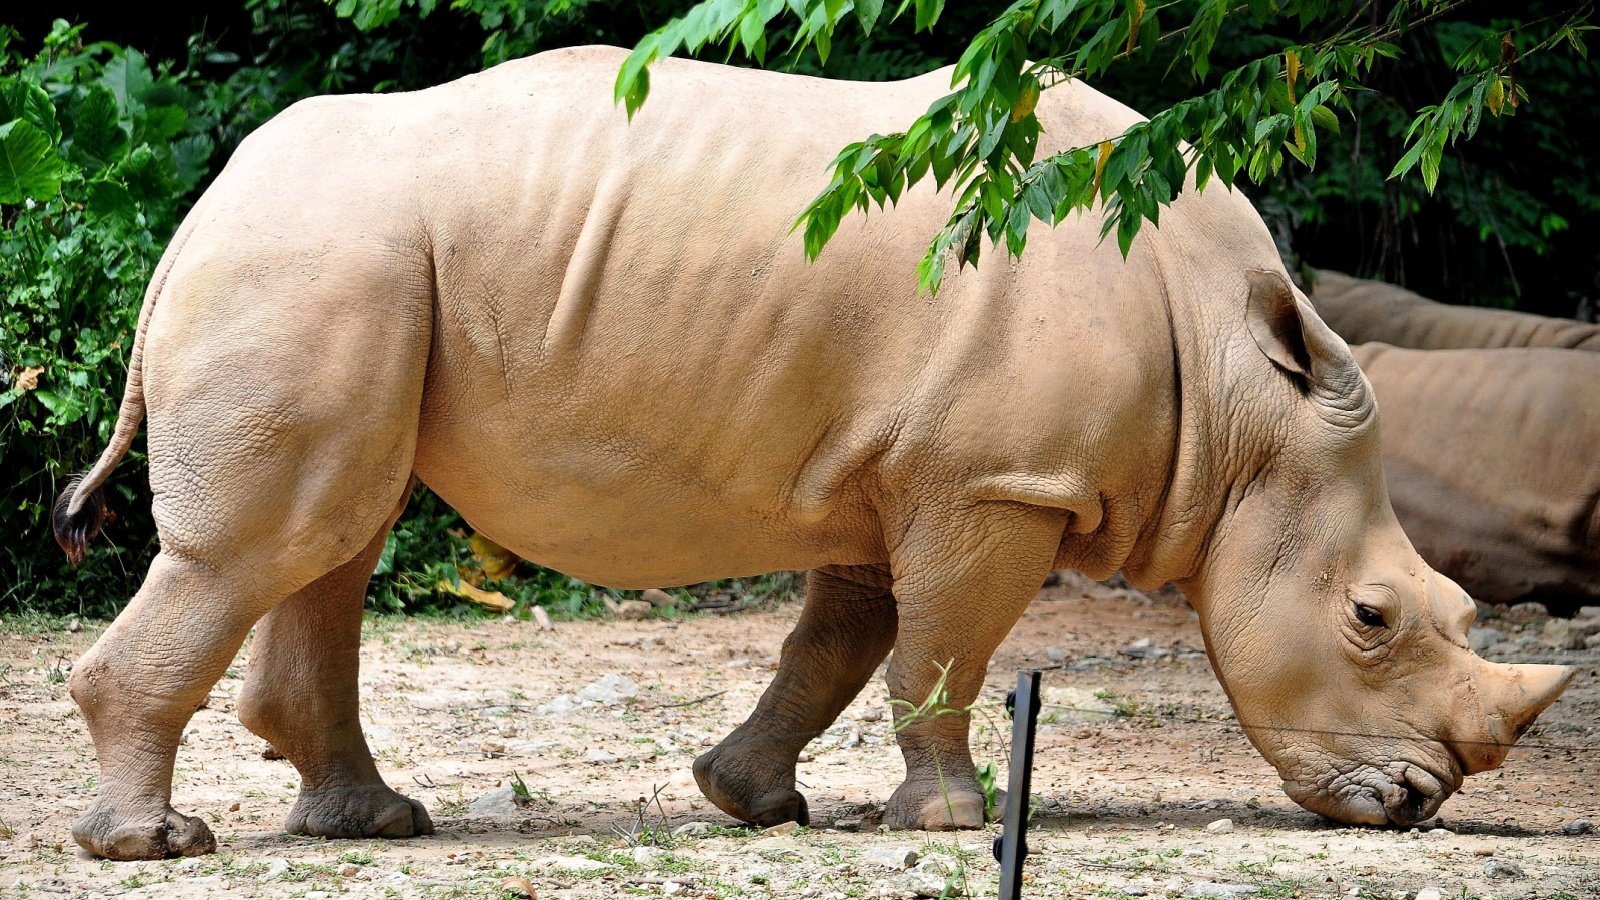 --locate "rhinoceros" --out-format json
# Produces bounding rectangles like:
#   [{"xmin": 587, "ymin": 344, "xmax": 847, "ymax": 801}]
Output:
[
  {"xmin": 54, "ymin": 47, "xmax": 1571, "ymax": 861},
  {"xmin": 1311, "ymin": 270, "xmax": 1600, "ymax": 351},
  {"xmin": 1353, "ymin": 343, "xmax": 1600, "ymax": 613}
]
